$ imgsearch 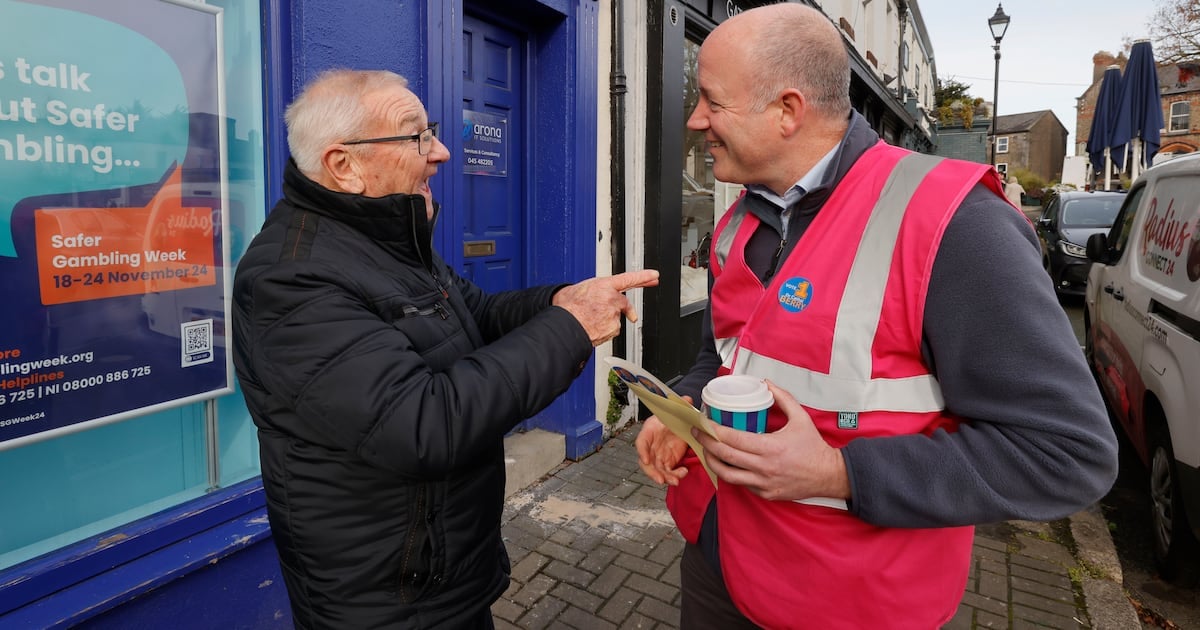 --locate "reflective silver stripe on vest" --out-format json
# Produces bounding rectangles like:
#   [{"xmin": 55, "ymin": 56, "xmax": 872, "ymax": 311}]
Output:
[
  {"xmin": 713, "ymin": 201, "xmax": 747, "ymax": 271},
  {"xmin": 713, "ymin": 202, "xmax": 749, "ymax": 369},
  {"xmin": 736, "ymin": 350, "xmax": 944, "ymax": 413},
  {"xmin": 714, "ymin": 336, "xmax": 739, "ymax": 370},
  {"xmin": 735, "ymin": 153, "xmax": 947, "ymax": 413}
]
